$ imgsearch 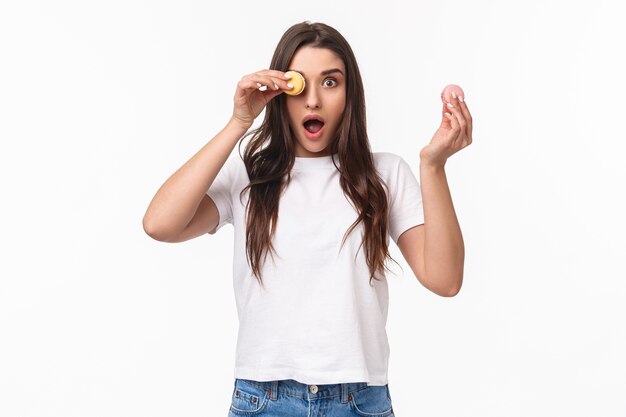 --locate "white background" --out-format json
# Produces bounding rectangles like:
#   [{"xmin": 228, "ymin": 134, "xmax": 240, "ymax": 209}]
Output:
[{"xmin": 1, "ymin": 0, "xmax": 625, "ymax": 416}]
